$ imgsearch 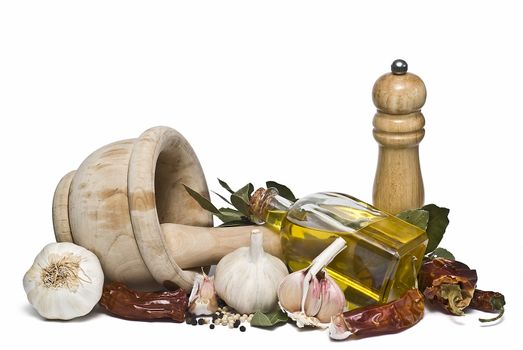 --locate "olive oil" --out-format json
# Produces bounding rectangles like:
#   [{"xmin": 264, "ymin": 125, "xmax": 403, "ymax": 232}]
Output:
[{"xmin": 251, "ymin": 189, "xmax": 427, "ymax": 310}]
